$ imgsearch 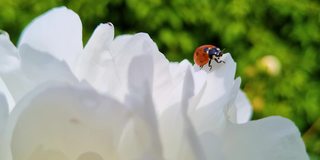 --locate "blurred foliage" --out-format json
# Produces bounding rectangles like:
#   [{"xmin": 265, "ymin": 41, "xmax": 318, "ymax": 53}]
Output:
[{"xmin": 0, "ymin": 0, "xmax": 320, "ymax": 158}]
